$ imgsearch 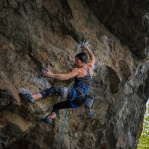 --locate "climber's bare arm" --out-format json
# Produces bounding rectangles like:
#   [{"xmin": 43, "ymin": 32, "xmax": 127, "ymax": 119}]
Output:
[
  {"xmin": 82, "ymin": 44, "xmax": 95, "ymax": 69},
  {"xmin": 43, "ymin": 68, "xmax": 79, "ymax": 80}
]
